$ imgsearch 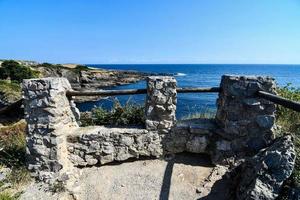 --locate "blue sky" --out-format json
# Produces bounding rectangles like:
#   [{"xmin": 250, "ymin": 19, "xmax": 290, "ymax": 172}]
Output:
[{"xmin": 0, "ymin": 0, "xmax": 300, "ymax": 64}]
